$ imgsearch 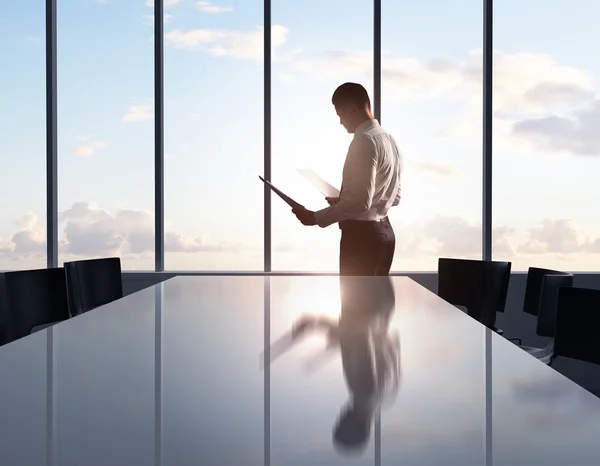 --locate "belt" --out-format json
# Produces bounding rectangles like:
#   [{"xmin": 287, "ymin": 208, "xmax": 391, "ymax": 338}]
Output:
[{"xmin": 339, "ymin": 217, "xmax": 389, "ymax": 229}]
